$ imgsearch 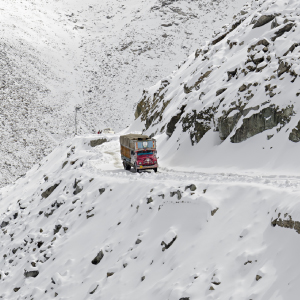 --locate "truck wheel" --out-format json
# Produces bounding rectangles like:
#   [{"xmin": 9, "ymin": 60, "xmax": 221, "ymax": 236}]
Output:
[
  {"xmin": 123, "ymin": 161, "xmax": 131, "ymax": 171},
  {"xmin": 153, "ymin": 168, "xmax": 157, "ymax": 173}
]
